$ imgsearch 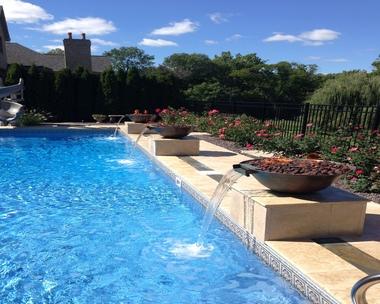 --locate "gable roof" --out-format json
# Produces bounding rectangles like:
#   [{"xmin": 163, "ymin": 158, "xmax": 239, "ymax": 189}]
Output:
[
  {"xmin": 5, "ymin": 42, "xmax": 111, "ymax": 73},
  {"xmin": 0, "ymin": 6, "xmax": 10, "ymax": 41}
]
